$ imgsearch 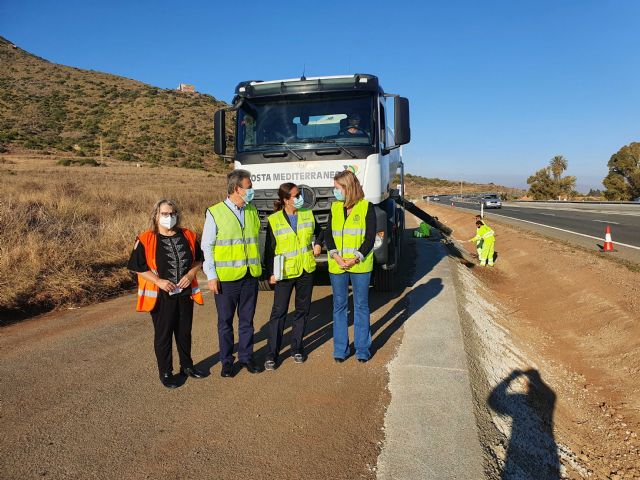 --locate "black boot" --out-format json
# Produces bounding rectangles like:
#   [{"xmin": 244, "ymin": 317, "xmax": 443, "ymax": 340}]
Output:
[{"xmin": 159, "ymin": 372, "xmax": 179, "ymax": 389}]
